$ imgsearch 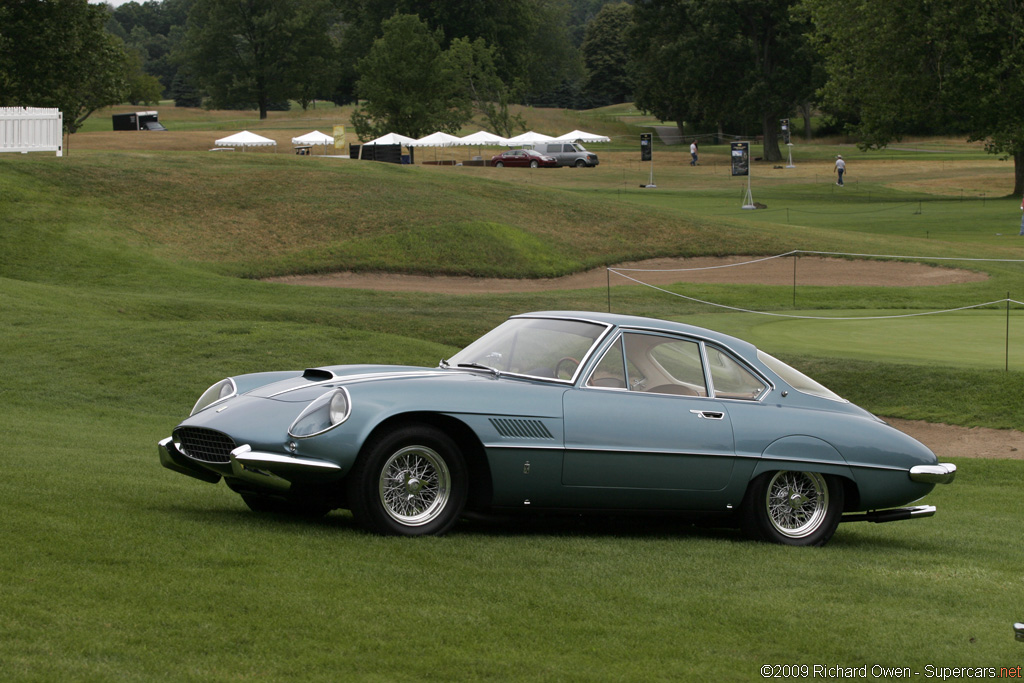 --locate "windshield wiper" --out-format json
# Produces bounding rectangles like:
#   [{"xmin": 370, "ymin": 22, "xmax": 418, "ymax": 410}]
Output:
[{"xmin": 455, "ymin": 363, "xmax": 500, "ymax": 378}]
